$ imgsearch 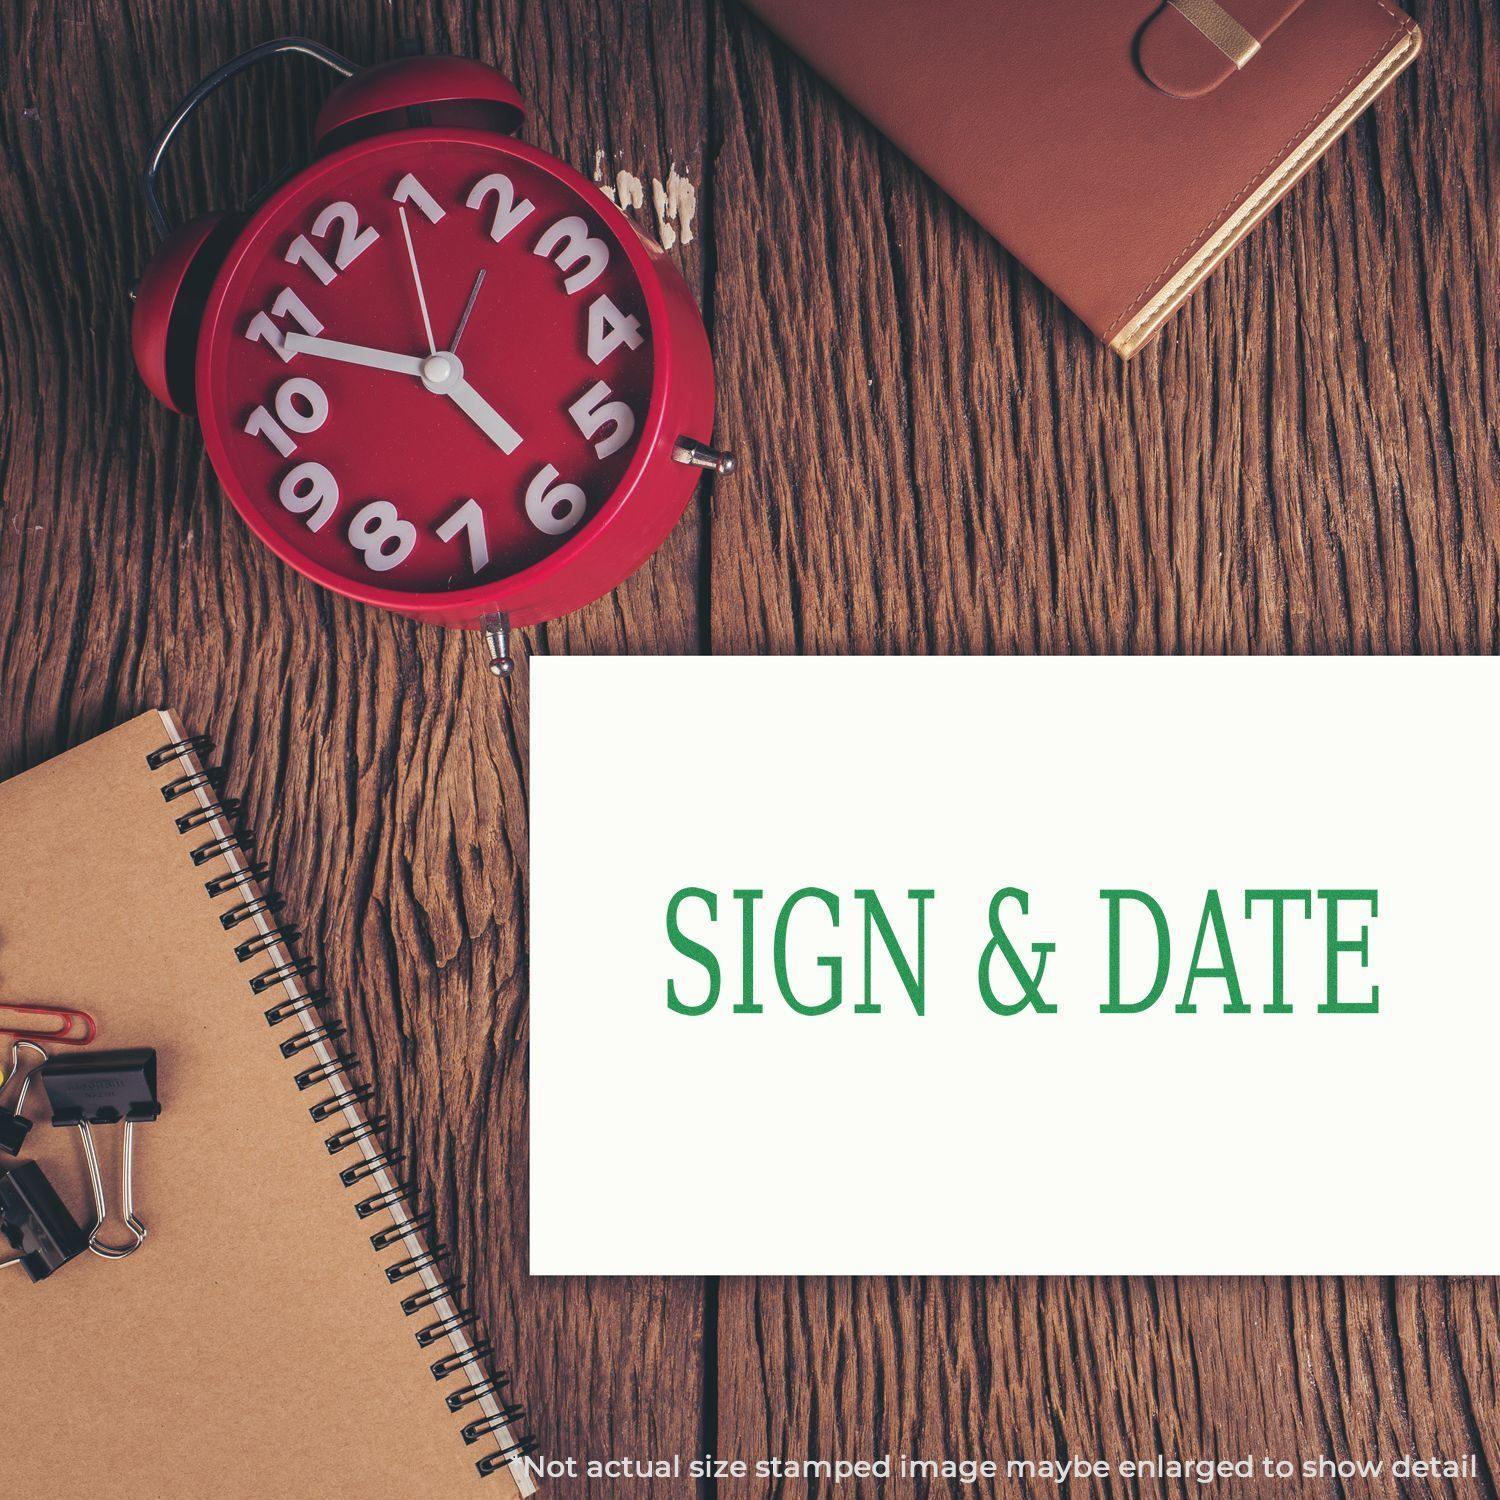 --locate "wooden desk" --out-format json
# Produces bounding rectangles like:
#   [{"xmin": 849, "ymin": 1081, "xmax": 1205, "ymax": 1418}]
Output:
[{"xmin": 2, "ymin": 0, "xmax": 1495, "ymax": 1488}]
